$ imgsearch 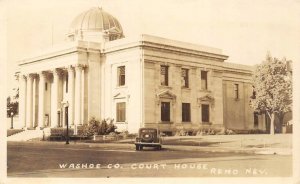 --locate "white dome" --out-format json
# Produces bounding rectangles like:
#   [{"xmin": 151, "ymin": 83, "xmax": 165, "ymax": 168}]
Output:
[{"xmin": 67, "ymin": 7, "xmax": 124, "ymax": 42}]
